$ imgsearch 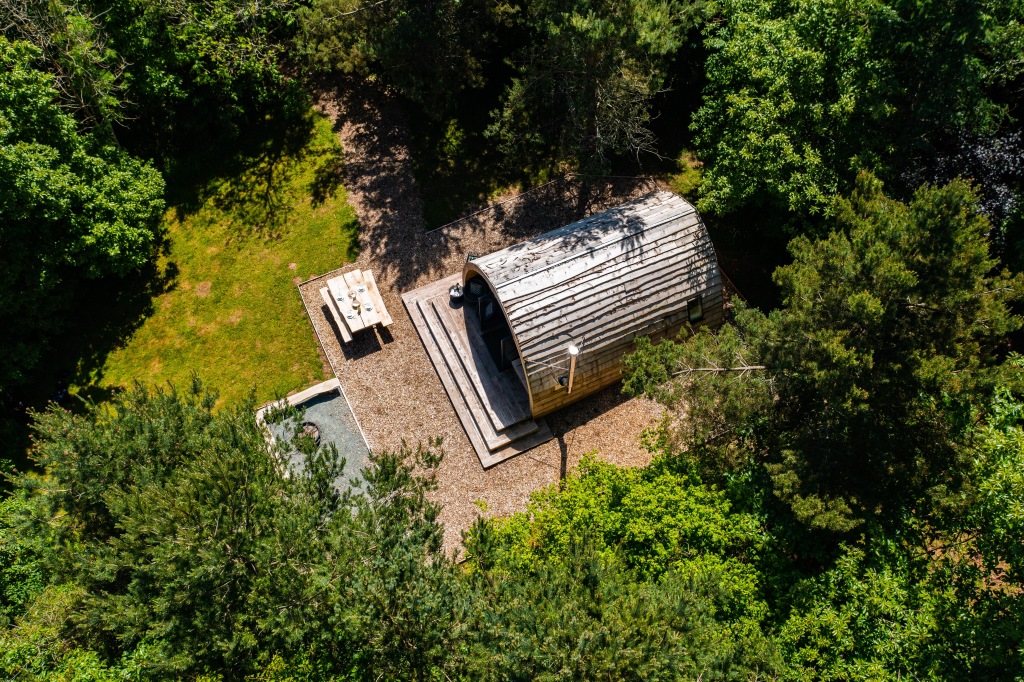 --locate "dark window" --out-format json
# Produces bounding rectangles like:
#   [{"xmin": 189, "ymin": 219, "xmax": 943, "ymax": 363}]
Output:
[
  {"xmin": 687, "ymin": 295, "xmax": 704, "ymax": 323},
  {"xmin": 466, "ymin": 278, "xmax": 487, "ymax": 300}
]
